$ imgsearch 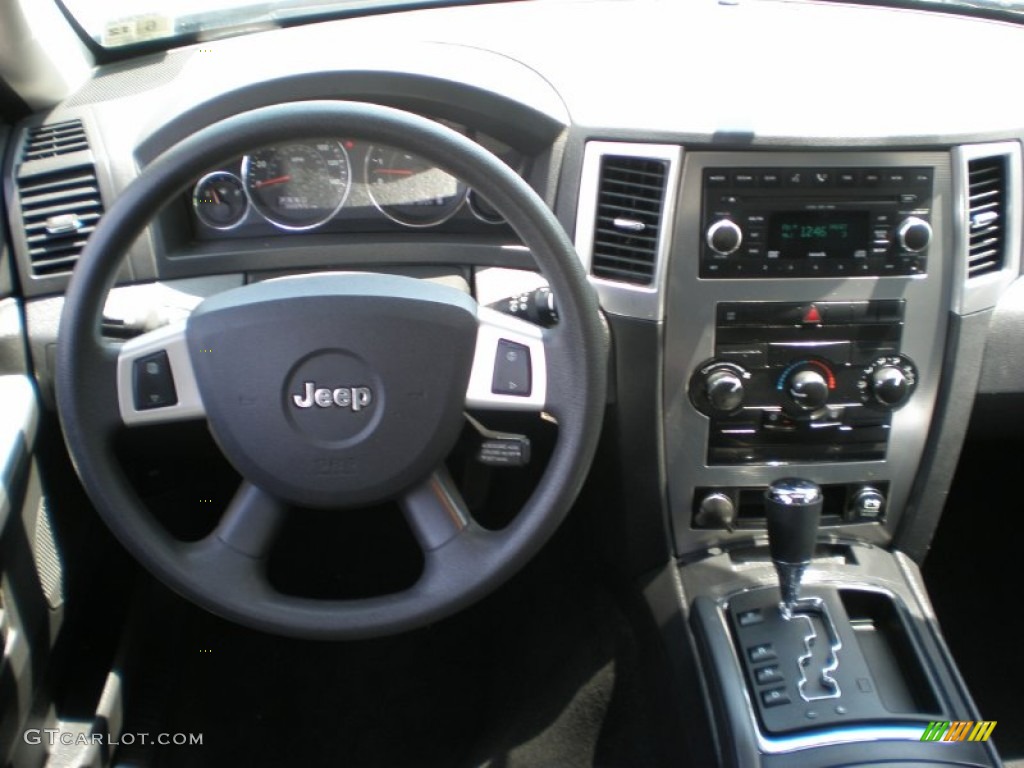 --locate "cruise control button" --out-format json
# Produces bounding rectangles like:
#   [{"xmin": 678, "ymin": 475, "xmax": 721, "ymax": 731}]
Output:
[
  {"xmin": 133, "ymin": 351, "xmax": 178, "ymax": 410},
  {"xmin": 492, "ymin": 340, "xmax": 531, "ymax": 396}
]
